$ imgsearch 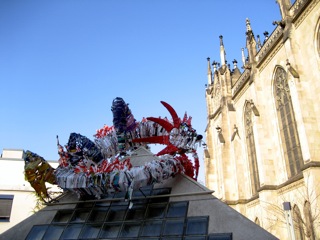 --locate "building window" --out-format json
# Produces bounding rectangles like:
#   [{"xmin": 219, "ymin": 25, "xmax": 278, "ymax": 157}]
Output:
[
  {"xmin": 317, "ymin": 19, "xmax": 320, "ymax": 56},
  {"xmin": 293, "ymin": 205, "xmax": 305, "ymax": 240},
  {"xmin": 274, "ymin": 67, "xmax": 303, "ymax": 178},
  {"xmin": 304, "ymin": 201, "xmax": 315, "ymax": 239},
  {"xmin": 208, "ymin": 233, "xmax": 232, "ymax": 239},
  {"xmin": 255, "ymin": 217, "xmax": 260, "ymax": 226},
  {"xmin": 245, "ymin": 102, "xmax": 260, "ymax": 195},
  {"xmin": 0, "ymin": 195, "xmax": 14, "ymax": 222},
  {"xmin": 26, "ymin": 187, "xmax": 212, "ymax": 239}
]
